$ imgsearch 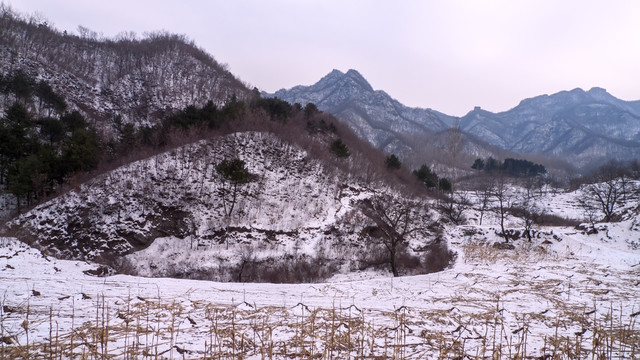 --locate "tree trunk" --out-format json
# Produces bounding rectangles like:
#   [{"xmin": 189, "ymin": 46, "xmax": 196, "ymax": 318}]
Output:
[
  {"xmin": 500, "ymin": 215, "xmax": 508, "ymax": 243},
  {"xmin": 390, "ymin": 246, "xmax": 399, "ymax": 277},
  {"xmin": 228, "ymin": 182, "xmax": 238, "ymax": 216}
]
